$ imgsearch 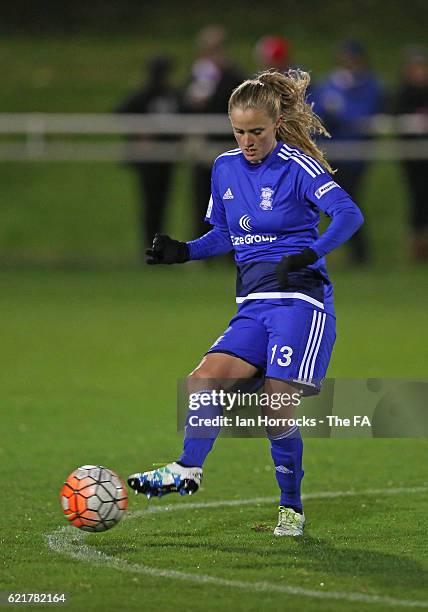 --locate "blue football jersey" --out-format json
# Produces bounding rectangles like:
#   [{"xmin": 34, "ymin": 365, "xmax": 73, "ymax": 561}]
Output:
[
  {"xmin": 188, "ymin": 142, "xmax": 363, "ymax": 312},
  {"xmin": 189, "ymin": 140, "xmax": 363, "ymax": 315}
]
